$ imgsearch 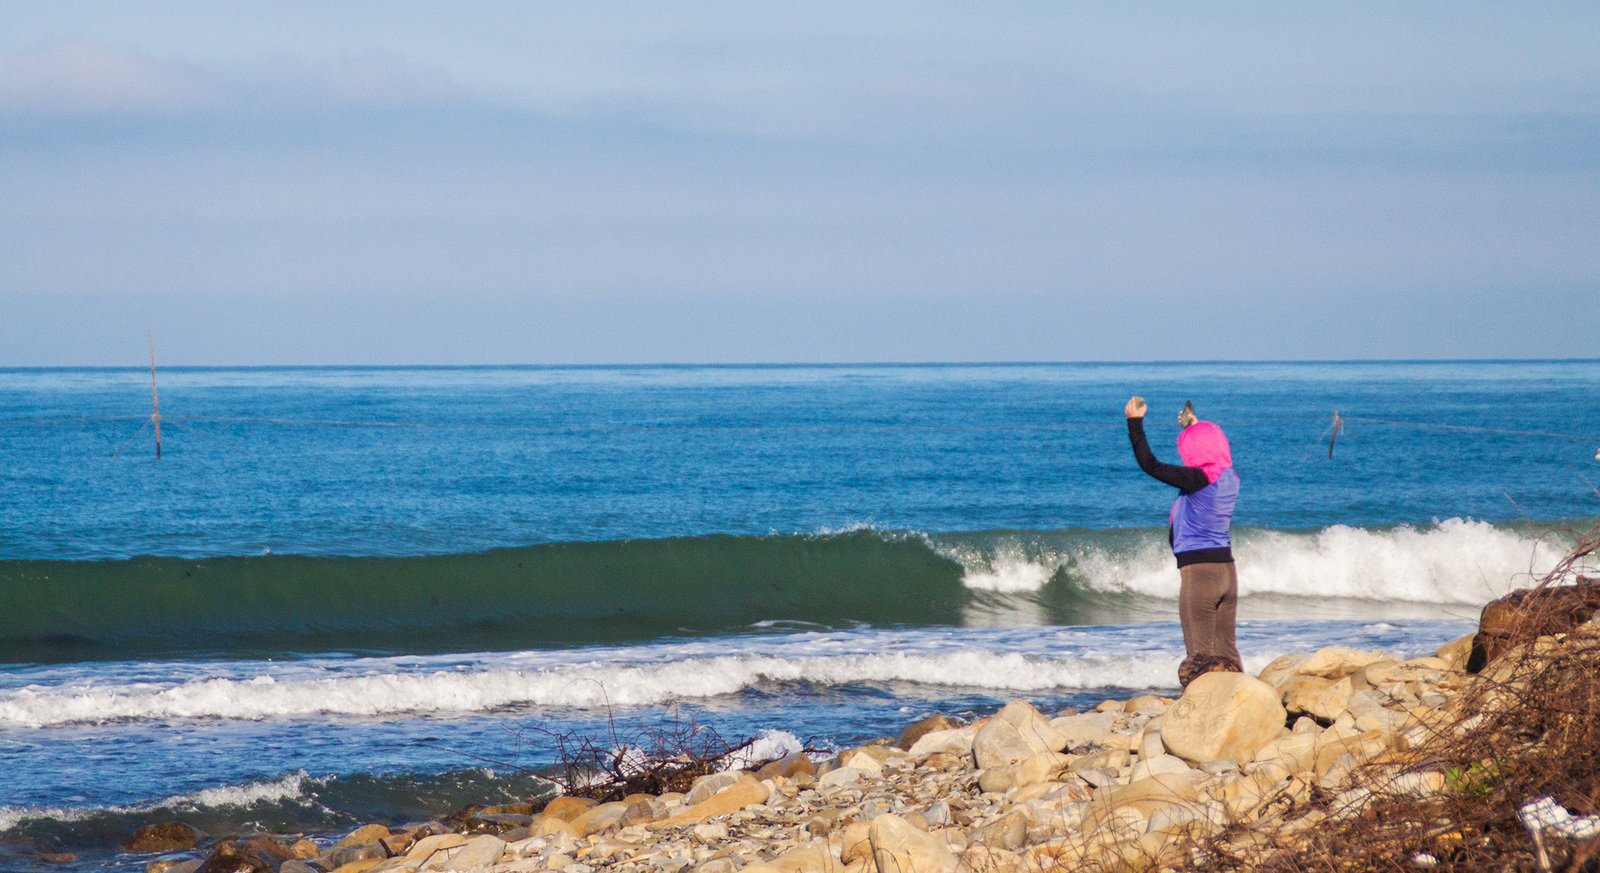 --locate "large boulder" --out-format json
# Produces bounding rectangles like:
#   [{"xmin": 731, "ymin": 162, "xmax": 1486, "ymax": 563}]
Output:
[
  {"xmin": 898, "ymin": 714, "xmax": 961, "ymax": 750},
  {"xmin": 1435, "ymin": 634, "xmax": 1475, "ymax": 671},
  {"xmin": 1468, "ymin": 579, "xmax": 1600, "ymax": 672},
  {"xmin": 866, "ymin": 814, "xmax": 957, "ymax": 873},
  {"xmin": 973, "ymin": 701, "xmax": 1067, "ymax": 769},
  {"xmin": 1161, "ymin": 672, "xmax": 1287, "ymax": 765},
  {"xmin": 839, "ymin": 822, "xmax": 874, "ymax": 865}
]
